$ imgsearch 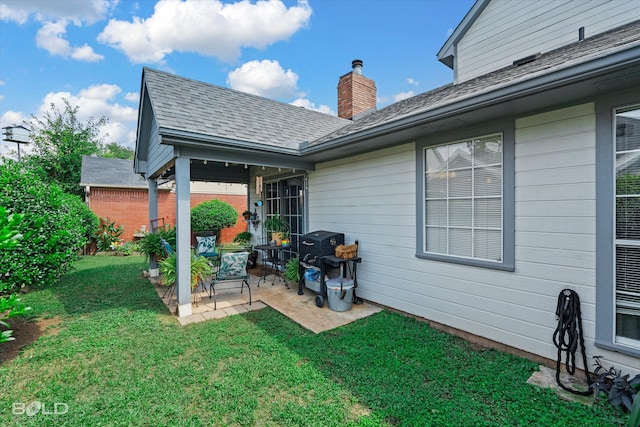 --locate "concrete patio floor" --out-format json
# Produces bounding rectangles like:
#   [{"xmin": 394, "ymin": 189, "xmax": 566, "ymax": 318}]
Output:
[{"xmin": 151, "ymin": 268, "xmax": 382, "ymax": 333}]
